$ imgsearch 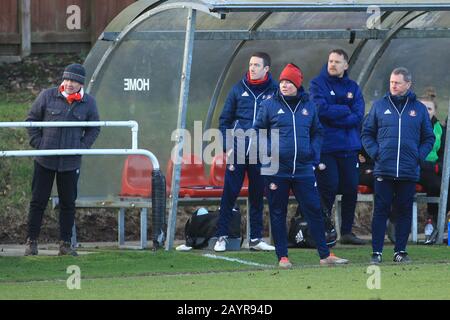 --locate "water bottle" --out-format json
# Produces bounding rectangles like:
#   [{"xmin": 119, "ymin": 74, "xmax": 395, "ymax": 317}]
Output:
[
  {"xmin": 448, "ymin": 219, "xmax": 450, "ymax": 246},
  {"xmin": 196, "ymin": 207, "xmax": 208, "ymax": 216},
  {"xmin": 424, "ymin": 218, "xmax": 434, "ymax": 244}
]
